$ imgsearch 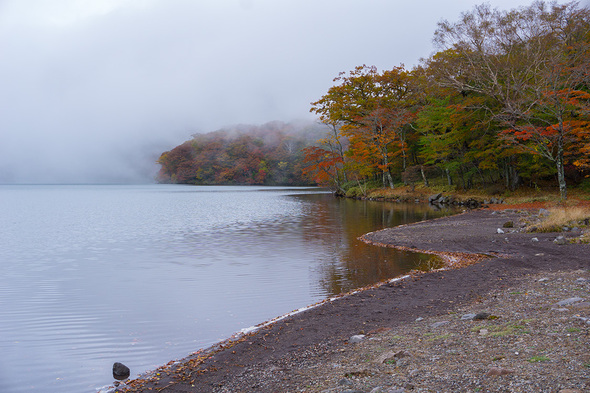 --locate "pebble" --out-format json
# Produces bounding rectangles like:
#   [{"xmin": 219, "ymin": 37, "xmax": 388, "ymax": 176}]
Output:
[
  {"xmin": 486, "ymin": 367, "xmax": 515, "ymax": 376},
  {"xmin": 461, "ymin": 313, "xmax": 477, "ymax": 321},
  {"xmin": 497, "ymin": 228, "xmax": 505, "ymax": 234},
  {"xmin": 349, "ymin": 335, "xmax": 366, "ymax": 344},
  {"xmin": 538, "ymin": 277, "xmax": 549, "ymax": 282},
  {"xmin": 338, "ymin": 378, "xmax": 353, "ymax": 386},
  {"xmin": 573, "ymin": 316, "xmax": 590, "ymax": 324},
  {"xmin": 554, "ymin": 297, "xmax": 584, "ymax": 306},
  {"xmin": 531, "ymin": 237, "xmax": 539, "ymax": 242},
  {"xmin": 430, "ymin": 321, "xmax": 450, "ymax": 328}
]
